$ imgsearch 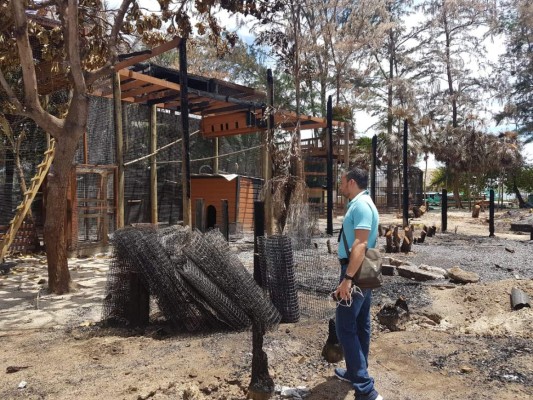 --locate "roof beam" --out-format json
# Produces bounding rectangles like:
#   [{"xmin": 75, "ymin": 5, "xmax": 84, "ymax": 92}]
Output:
[{"xmin": 114, "ymin": 37, "xmax": 182, "ymax": 71}]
